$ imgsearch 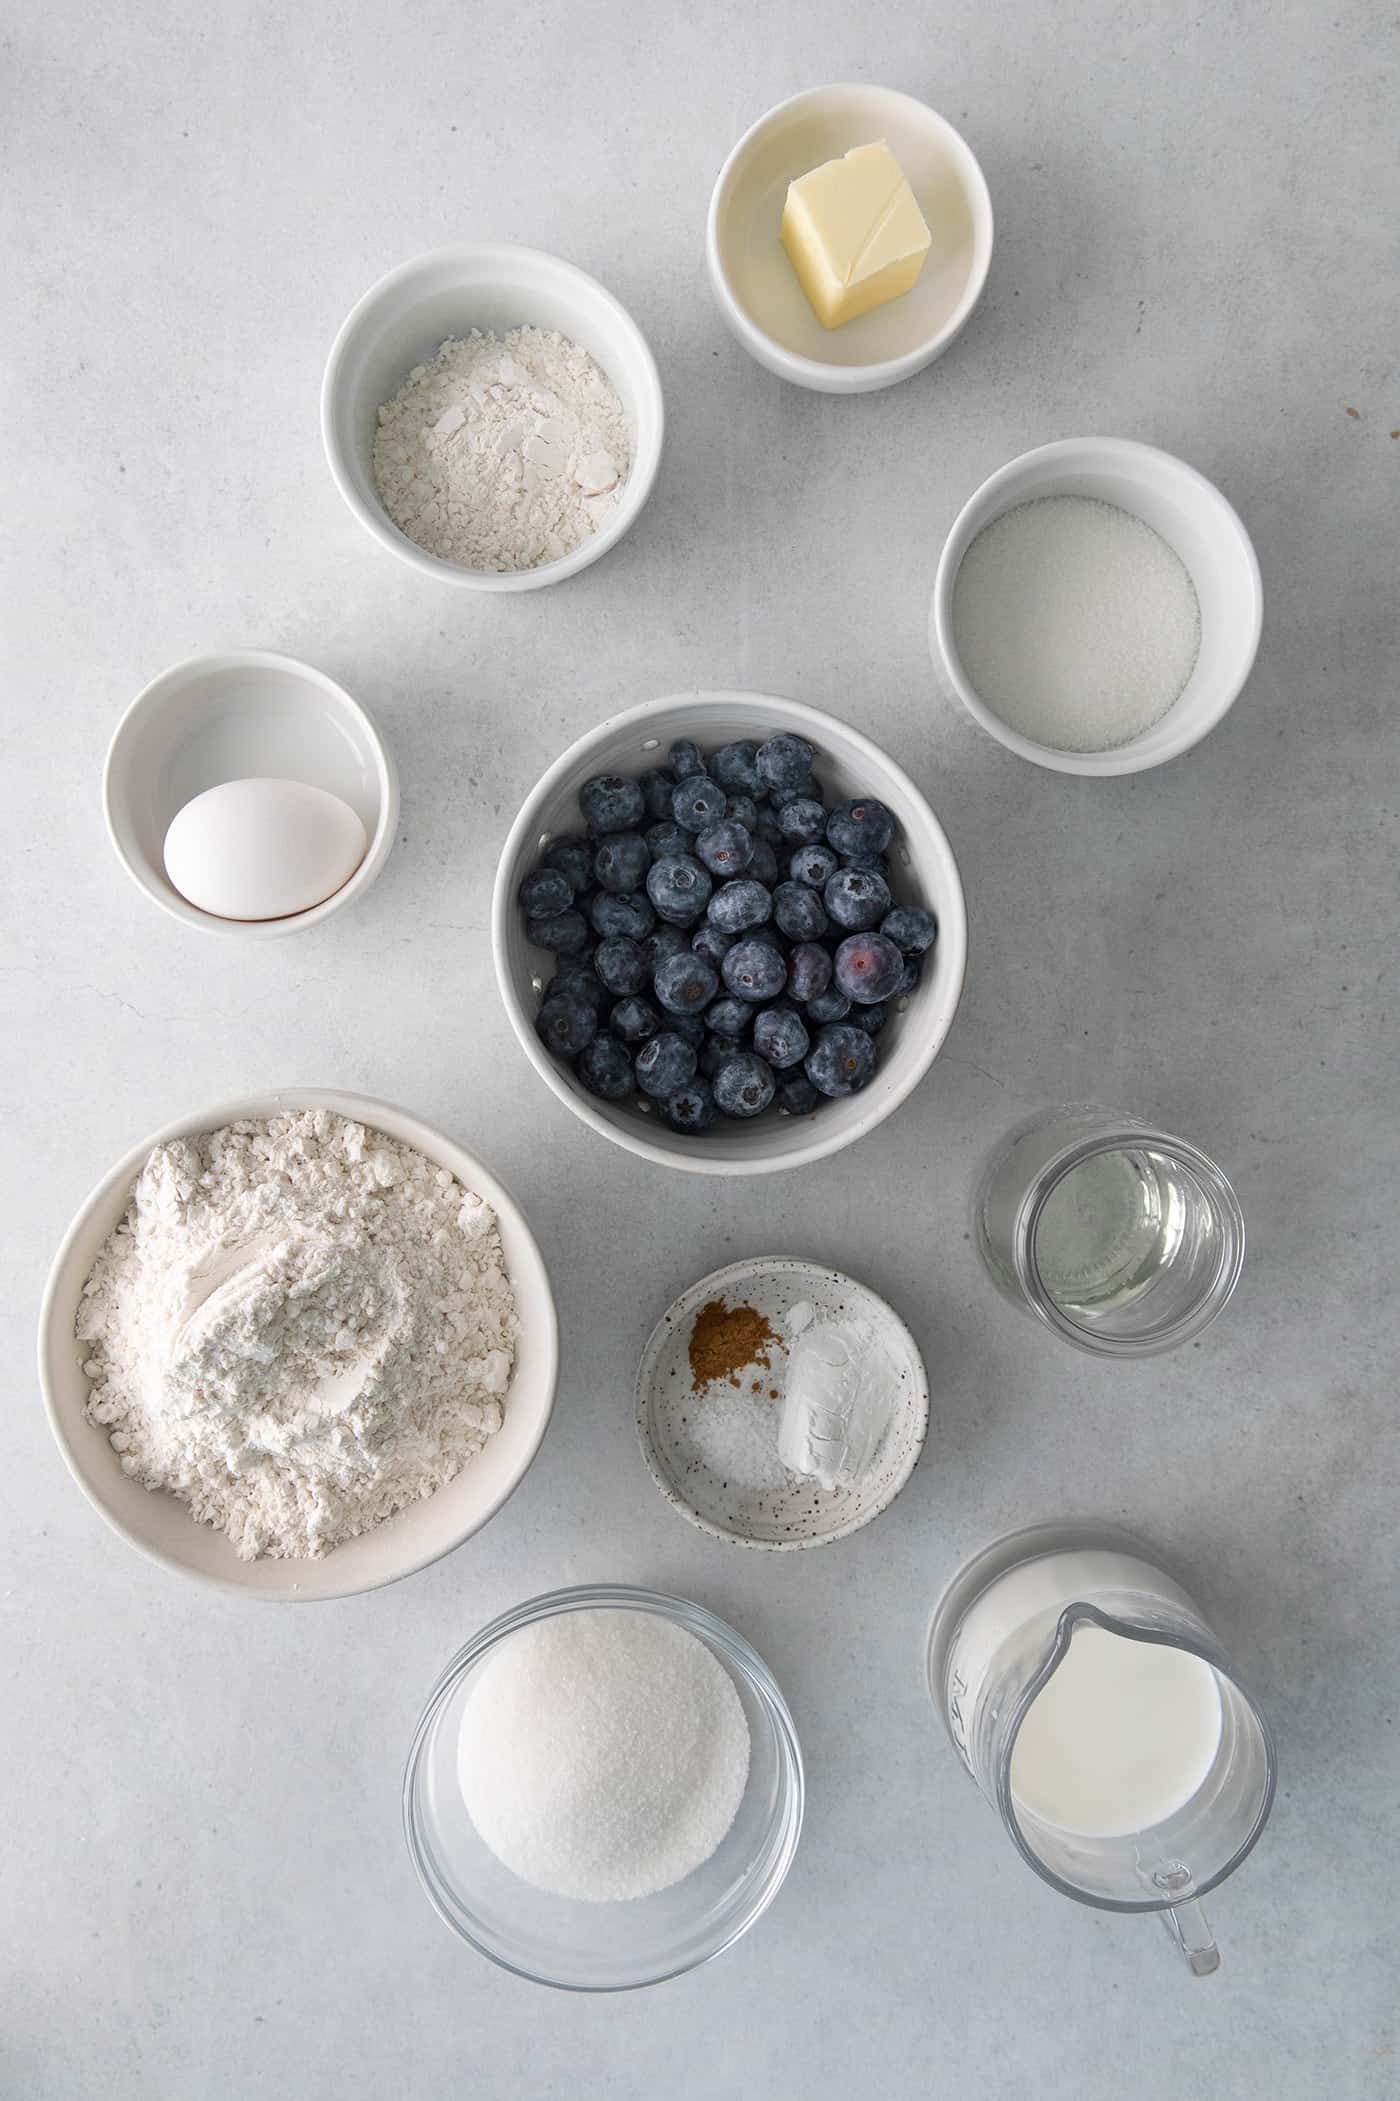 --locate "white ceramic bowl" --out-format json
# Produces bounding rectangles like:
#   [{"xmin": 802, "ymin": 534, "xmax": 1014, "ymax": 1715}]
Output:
[
  {"xmin": 635, "ymin": 1257, "xmax": 929, "ymax": 1550},
  {"xmin": 104, "ymin": 651, "xmax": 398, "ymax": 937},
  {"xmin": 930, "ymin": 438, "xmax": 1264, "ymax": 776},
  {"xmin": 321, "ymin": 244, "xmax": 664, "ymax": 591},
  {"xmin": 492, "ymin": 691, "xmax": 968, "ymax": 1176},
  {"xmin": 38, "ymin": 1089, "xmax": 558, "ymax": 1601},
  {"xmin": 707, "ymin": 84, "xmax": 993, "ymax": 394}
]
